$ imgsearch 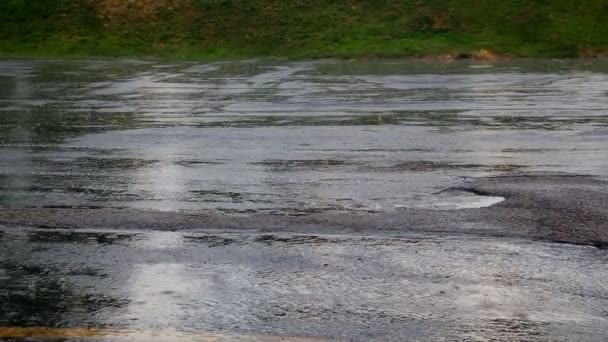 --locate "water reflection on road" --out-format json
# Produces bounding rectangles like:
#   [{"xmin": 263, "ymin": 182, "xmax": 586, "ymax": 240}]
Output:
[
  {"xmin": 1, "ymin": 228, "xmax": 607, "ymax": 341},
  {"xmin": 1, "ymin": 59, "xmax": 608, "ymax": 213},
  {"xmin": 1, "ymin": 59, "xmax": 608, "ymax": 341}
]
